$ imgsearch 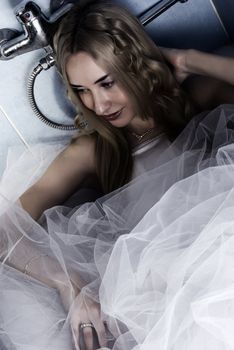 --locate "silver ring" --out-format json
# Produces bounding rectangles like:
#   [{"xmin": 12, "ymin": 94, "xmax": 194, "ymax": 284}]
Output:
[{"xmin": 80, "ymin": 322, "xmax": 94, "ymax": 329}]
